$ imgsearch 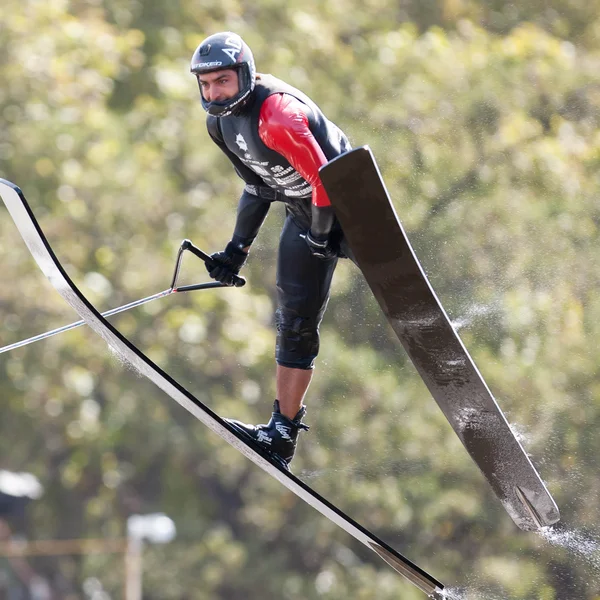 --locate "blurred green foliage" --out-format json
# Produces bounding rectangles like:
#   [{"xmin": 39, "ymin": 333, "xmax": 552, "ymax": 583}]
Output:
[{"xmin": 1, "ymin": 0, "xmax": 600, "ymax": 599}]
